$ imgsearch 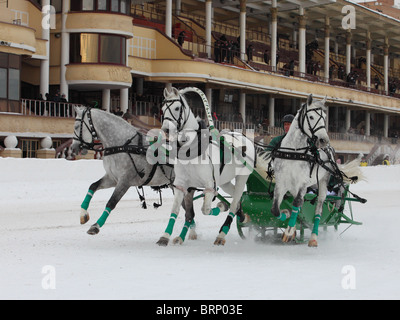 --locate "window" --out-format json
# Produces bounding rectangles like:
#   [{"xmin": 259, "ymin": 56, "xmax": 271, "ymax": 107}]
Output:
[
  {"xmin": 8, "ymin": 69, "xmax": 20, "ymax": 101},
  {"xmin": 0, "ymin": 53, "xmax": 21, "ymax": 112},
  {"xmin": 98, "ymin": 0, "xmax": 108, "ymax": 10},
  {"xmin": 70, "ymin": 0, "xmax": 131, "ymax": 14},
  {"xmin": 22, "ymin": 139, "xmax": 39, "ymax": 158},
  {"xmin": 0, "ymin": 69, "xmax": 6, "ymax": 99},
  {"xmin": 70, "ymin": 33, "xmax": 126, "ymax": 65},
  {"xmin": 100, "ymin": 35, "xmax": 125, "ymax": 64}
]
